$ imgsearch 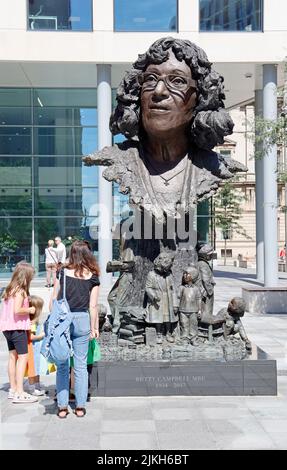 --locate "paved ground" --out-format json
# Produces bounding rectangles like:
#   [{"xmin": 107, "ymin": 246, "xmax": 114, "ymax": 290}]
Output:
[{"xmin": 1, "ymin": 266, "xmax": 287, "ymax": 450}]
